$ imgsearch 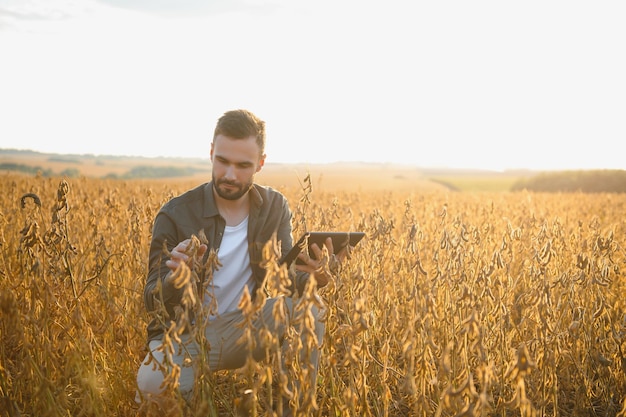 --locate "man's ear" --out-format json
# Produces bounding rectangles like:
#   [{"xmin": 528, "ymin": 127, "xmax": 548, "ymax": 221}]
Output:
[
  {"xmin": 210, "ymin": 142, "xmax": 214, "ymax": 159},
  {"xmin": 256, "ymin": 154, "xmax": 266, "ymax": 172}
]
